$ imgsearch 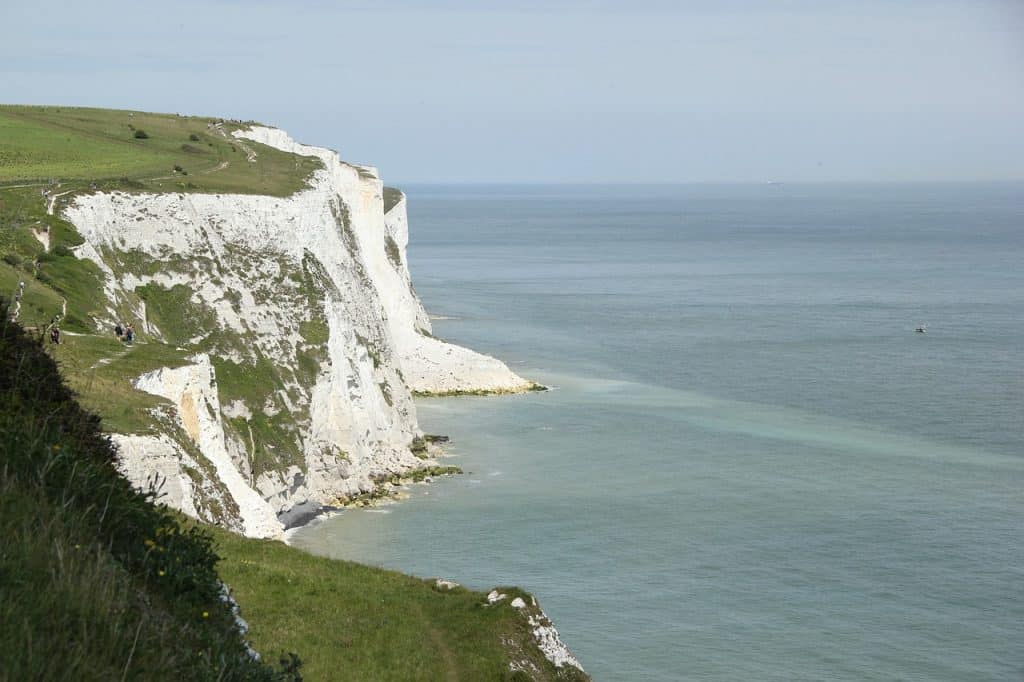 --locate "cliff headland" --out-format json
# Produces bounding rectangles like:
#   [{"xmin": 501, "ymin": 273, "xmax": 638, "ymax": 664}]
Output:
[{"xmin": 0, "ymin": 104, "xmax": 584, "ymax": 680}]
